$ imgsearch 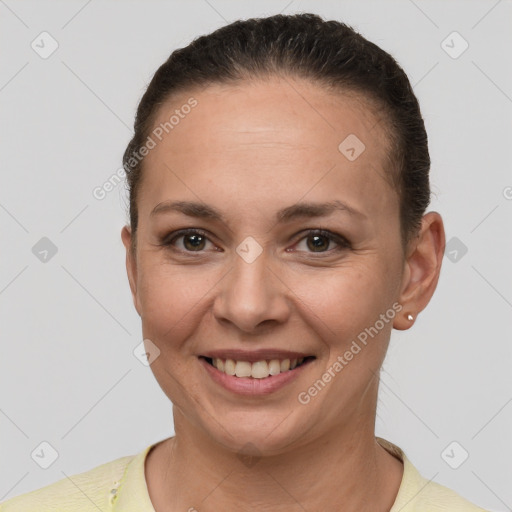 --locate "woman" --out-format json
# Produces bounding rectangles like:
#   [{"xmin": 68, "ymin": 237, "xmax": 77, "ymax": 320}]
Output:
[{"xmin": 1, "ymin": 12, "xmax": 491, "ymax": 512}]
